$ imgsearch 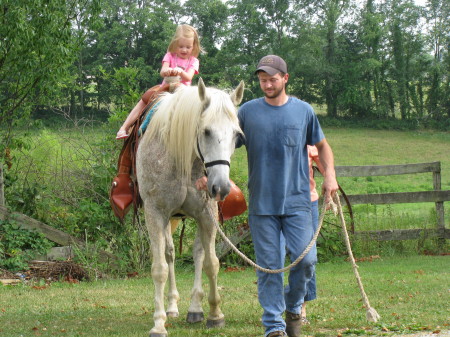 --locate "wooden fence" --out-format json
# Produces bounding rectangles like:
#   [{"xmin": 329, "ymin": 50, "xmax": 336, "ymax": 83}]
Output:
[
  {"xmin": 217, "ymin": 161, "xmax": 449, "ymax": 258},
  {"xmin": 334, "ymin": 161, "xmax": 449, "ymax": 242}
]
